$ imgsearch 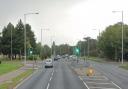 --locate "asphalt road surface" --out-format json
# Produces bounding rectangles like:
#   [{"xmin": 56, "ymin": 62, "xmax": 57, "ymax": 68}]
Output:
[
  {"xmin": 16, "ymin": 59, "xmax": 87, "ymax": 89},
  {"xmin": 89, "ymin": 60, "xmax": 128, "ymax": 89}
]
